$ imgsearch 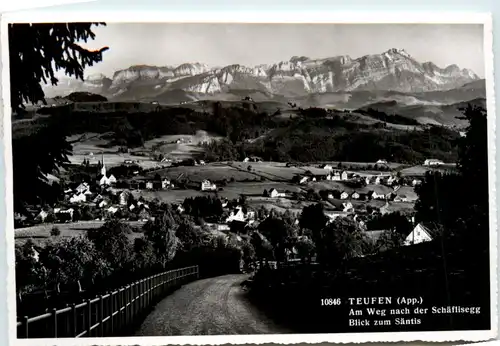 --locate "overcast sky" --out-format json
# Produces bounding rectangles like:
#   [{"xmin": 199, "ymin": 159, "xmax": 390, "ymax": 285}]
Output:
[{"xmin": 79, "ymin": 23, "xmax": 485, "ymax": 78}]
